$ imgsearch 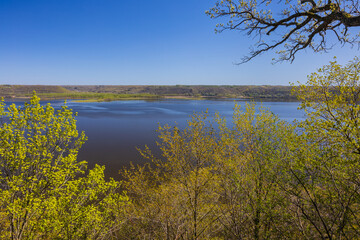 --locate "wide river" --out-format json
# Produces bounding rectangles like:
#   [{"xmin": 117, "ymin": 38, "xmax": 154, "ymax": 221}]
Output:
[{"xmin": 5, "ymin": 99, "xmax": 305, "ymax": 179}]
